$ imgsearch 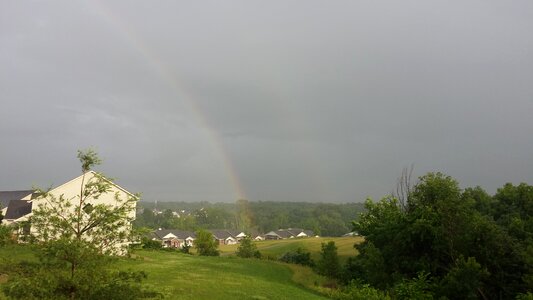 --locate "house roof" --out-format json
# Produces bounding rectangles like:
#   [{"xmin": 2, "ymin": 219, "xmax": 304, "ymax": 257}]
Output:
[
  {"xmin": 275, "ymin": 230, "xmax": 294, "ymax": 238},
  {"xmin": 153, "ymin": 229, "xmax": 196, "ymax": 240},
  {"xmin": 4, "ymin": 200, "xmax": 32, "ymax": 220},
  {"xmin": 0, "ymin": 190, "xmax": 35, "ymax": 208},
  {"xmin": 303, "ymin": 230, "xmax": 315, "ymax": 237},
  {"xmin": 211, "ymin": 229, "xmax": 235, "ymax": 240}
]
